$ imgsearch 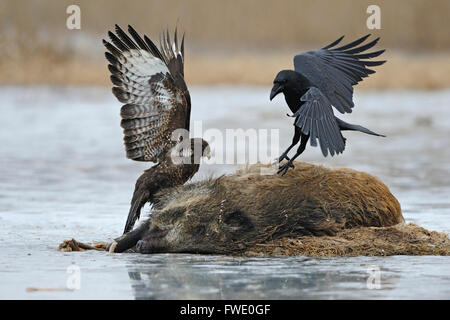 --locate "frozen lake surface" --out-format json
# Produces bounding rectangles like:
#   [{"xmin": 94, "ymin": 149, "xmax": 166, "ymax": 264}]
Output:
[{"xmin": 0, "ymin": 85, "xmax": 449, "ymax": 299}]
